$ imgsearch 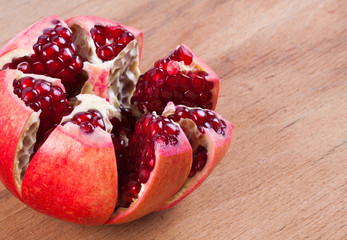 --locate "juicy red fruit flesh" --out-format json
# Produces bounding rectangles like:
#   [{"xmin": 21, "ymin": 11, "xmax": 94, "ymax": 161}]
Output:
[
  {"xmin": 167, "ymin": 106, "xmax": 227, "ymax": 177},
  {"xmin": 115, "ymin": 113, "xmax": 180, "ymax": 208},
  {"xmin": 131, "ymin": 45, "xmax": 214, "ymax": 114},
  {"xmin": 64, "ymin": 110, "xmax": 106, "ymax": 134},
  {"xmin": 90, "ymin": 24, "xmax": 135, "ymax": 62},
  {"xmin": 3, "ymin": 20, "xmax": 83, "ymax": 96},
  {"xmin": 13, "ymin": 76, "xmax": 72, "ymax": 152}
]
